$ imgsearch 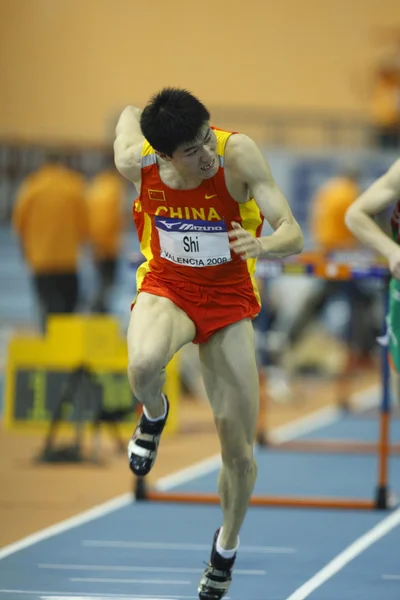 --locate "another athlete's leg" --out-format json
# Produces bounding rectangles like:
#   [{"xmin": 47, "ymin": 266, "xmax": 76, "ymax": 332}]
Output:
[
  {"xmin": 198, "ymin": 318, "xmax": 259, "ymax": 598},
  {"xmin": 127, "ymin": 291, "xmax": 195, "ymax": 475},
  {"xmin": 390, "ymin": 366, "xmax": 400, "ymax": 407}
]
